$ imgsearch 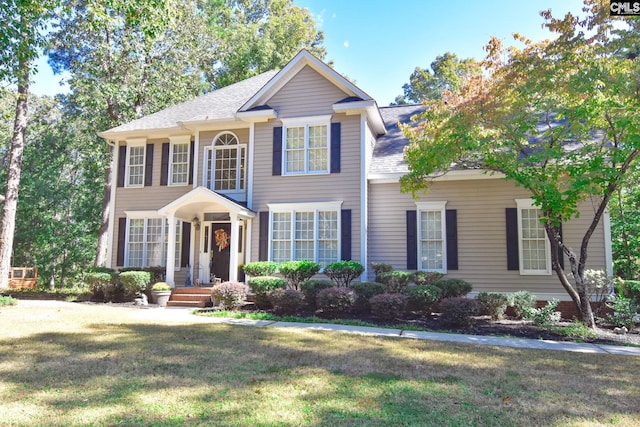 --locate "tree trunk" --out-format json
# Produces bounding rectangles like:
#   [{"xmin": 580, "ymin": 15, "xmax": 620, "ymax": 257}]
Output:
[
  {"xmin": 0, "ymin": 76, "xmax": 29, "ymax": 289},
  {"xmin": 94, "ymin": 144, "xmax": 113, "ymax": 267}
]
